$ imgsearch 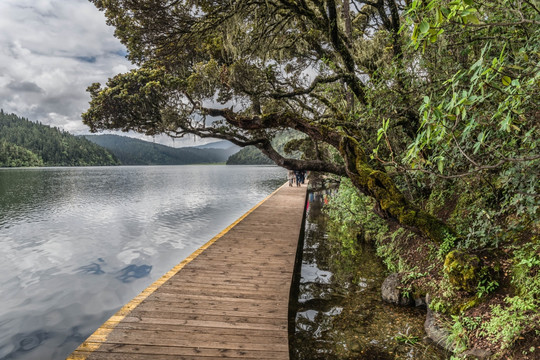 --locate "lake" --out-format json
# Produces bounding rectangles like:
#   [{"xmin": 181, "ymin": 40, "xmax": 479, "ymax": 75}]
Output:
[{"xmin": 0, "ymin": 165, "xmax": 286, "ymax": 360}]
